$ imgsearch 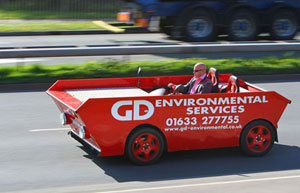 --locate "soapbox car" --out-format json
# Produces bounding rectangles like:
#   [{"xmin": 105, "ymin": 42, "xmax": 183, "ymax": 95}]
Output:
[{"xmin": 47, "ymin": 68, "xmax": 291, "ymax": 165}]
